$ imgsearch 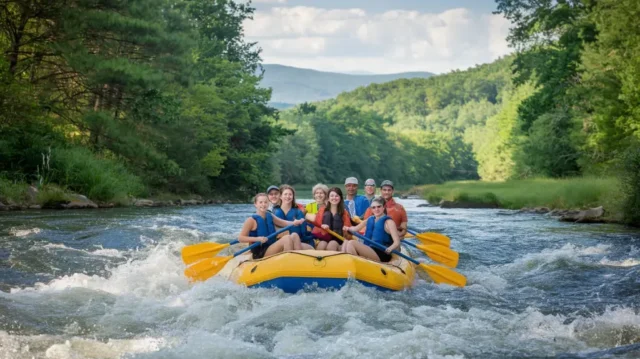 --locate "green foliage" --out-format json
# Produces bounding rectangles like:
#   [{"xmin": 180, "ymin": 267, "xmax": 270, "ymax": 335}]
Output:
[
  {"xmin": 495, "ymin": 0, "xmax": 640, "ymax": 221},
  {"xmin": 619, "ymin": 144, "xmax": 640, "ymax": 225},
  {"xmin": 0, "ymin": 178, "xmax": 29, "ymax": 204},
  {"xmin": 49, "ymin": 147, "xmax": 145, "ymax": 202},
  {"xmin": 0, "ymin": 0, "xmax": 283, "ymax": 200},
  {"xmin": 272, "ymin": 121, "xmax": 320, "ymax": 184},
  {"xmin": 516, "ymin": 110, "xmax": 582, "ymax": 177},
  {"xmin": 495, "ymin": 0, "xmax": 597, "ymax": 178},
  {"xmin": 36, "ymin": 185, "xmax": 71, "ymax": 207},
  {"xmin": 271, "ymin": 59, "xmax": 514, "ymax": 185},
  {"xmin": 421, "ymin": 177, "xmax": 619, "ymax": 211},
  {"xmin": 577, "ymin": 0, "xmax": 640, "ymax": 160}
]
